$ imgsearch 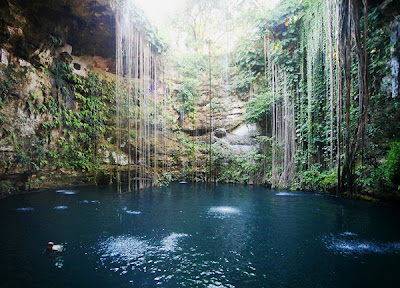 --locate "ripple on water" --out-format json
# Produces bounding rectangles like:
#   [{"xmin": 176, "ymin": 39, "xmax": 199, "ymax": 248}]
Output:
[
  {"xmin": 79, "ymin": 200, "xmax": 100, "ymax": 204},
  {"xmin": 125, "ymin": 210, "xmax": 141, "ymax": 215},
  {"xmin": 15, "ymin": 207, "xmax": 34, "ymax": 212},
  {"xmin": 340, "ymin": 231, "xmax": 358, "ymax": 237},
  {"xmin": 207, "ymin": 283, "xmax": 235, "ymax": 288},
  {"xmin": 99, "ymin": 236, "xmax": 153, "ymax": 265},
  {"xmin": 53, "ymin": 206, "xmax": 68, "ymax": 210},
  {"xmin": 322, "ymin": 234, "xmax": 400, "ymax": 255},
  {"xmin": 275, "ymin": 192, "xmax": 303, "ymax": 196},
  {"xmin": 98, "ymin": 233, "xmax": 190, "ymax": 280},
  {"xmin": 56, "ymin": 190, "xmax": 77, "ymax": 195},
  {"xmin": 208, "ymin": 206, "xmax": 240, "ymax": 218},
  {"xmin": 161, "ymin": 233, "xmax": 188, "ymax": 252},
  {"xmin": 122, "ymin": 207, "xmax": 141, "ymax": 215},
  {"xmin": 97, "ymin": 232, "xmax": 241, "ymax": 287}
]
